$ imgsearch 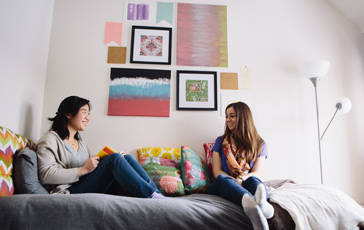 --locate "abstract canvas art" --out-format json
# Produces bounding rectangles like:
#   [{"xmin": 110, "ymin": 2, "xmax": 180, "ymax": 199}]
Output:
[
  {"xmin": 108, "ymin": 68, "xmax": 171, "ymax": 117},
  {"xmin": 177, "ymin": 3, "xmax": 228, "ymax": 67}
]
